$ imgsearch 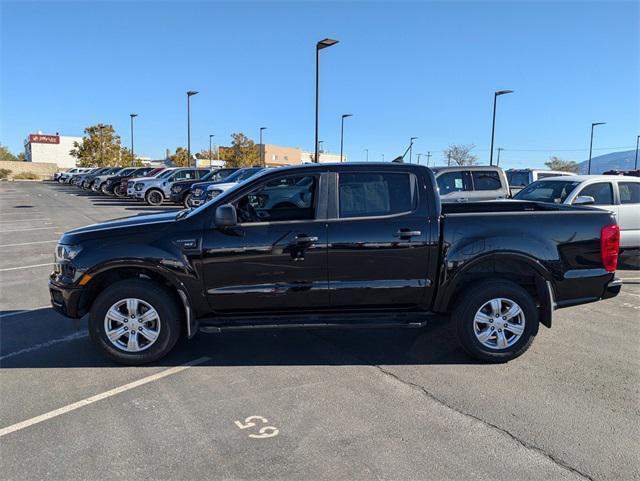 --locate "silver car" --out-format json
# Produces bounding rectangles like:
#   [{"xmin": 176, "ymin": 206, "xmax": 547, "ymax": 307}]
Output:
[{"xmin": 432, "ymin": 165, "xmax": 510, "ymax": 202}]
